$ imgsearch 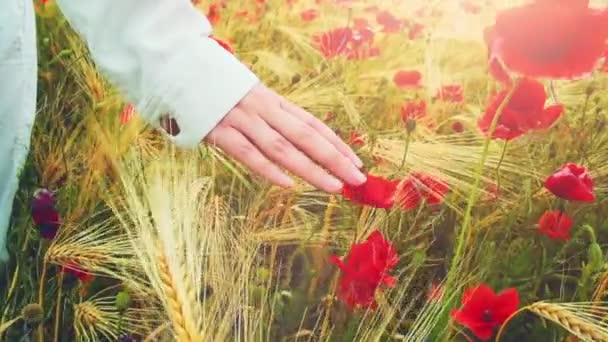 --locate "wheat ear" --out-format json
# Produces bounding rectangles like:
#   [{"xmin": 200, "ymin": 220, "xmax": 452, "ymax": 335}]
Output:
[
  {"xmin": 528, "ymin": 302, "xmax": 608, "ymax": 342},
  {"xmin": 155, "ymin": 249, "xmax": 202, "ymax": 342}
]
